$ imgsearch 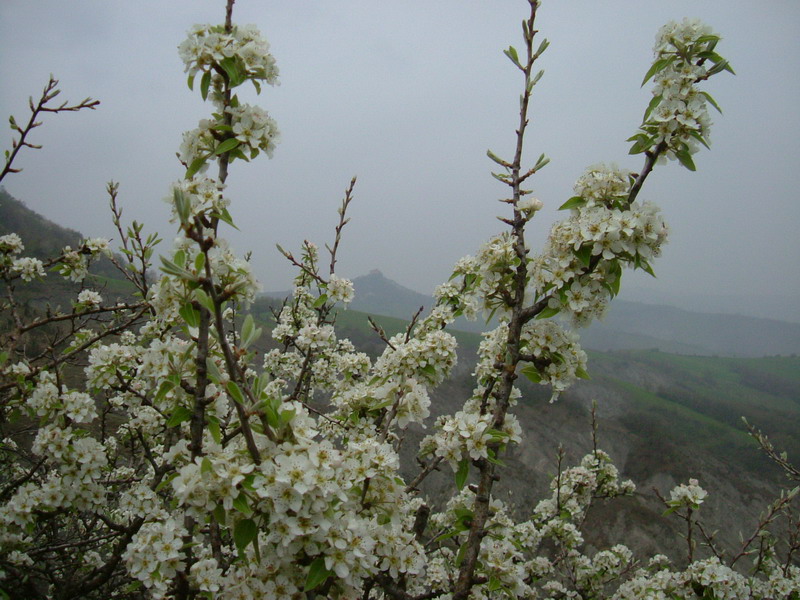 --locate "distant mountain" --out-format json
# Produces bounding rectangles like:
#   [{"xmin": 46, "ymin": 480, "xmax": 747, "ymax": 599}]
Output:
[
  {"xmin": 625, "ymin": 286, "xmax": 800, "ymax": 324},
  {"xmin": 270, "ymin": 268, "xmax": 800, "ymax": 358},
  {"xmin": 349, "ymin": 270, "xmax": 431, "ymax": 319},
  {"xmin": 0, "ymin": 187, "xmax": 129, "ymax": 295},
  {"xmin": 0, "ymin": 187, "xmax": 83, "ymax": 258},
  {"xmin": 582, "ymin": 300, "xmax": 800, "ymax": 357}
]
